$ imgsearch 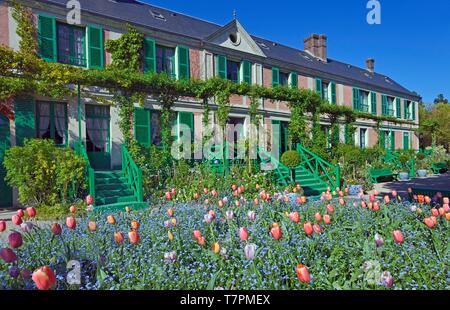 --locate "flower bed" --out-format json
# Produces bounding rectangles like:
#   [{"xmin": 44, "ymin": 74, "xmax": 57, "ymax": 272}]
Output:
[{"xmin": 1, "ymin": 190, "xmax": 449, "ymax": 290}]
